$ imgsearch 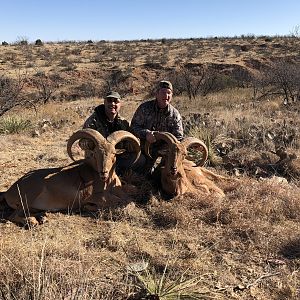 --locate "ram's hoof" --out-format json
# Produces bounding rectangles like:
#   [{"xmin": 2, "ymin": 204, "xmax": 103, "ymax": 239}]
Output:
[{"xmin": 24, "ymin": 217, "xmax": 39, "ymax": 229}]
